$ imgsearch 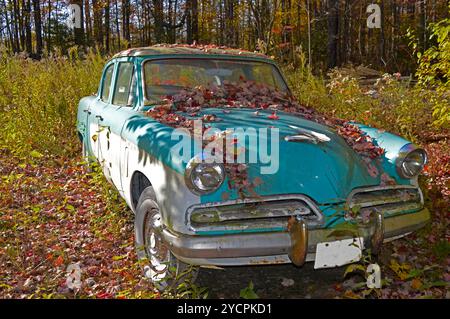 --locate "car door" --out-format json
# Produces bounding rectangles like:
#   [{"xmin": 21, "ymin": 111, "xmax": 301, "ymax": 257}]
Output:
[
  {"xmin": 88, "ymin": 62, "xmax": 115, "ymax": 167},
  {"xmin": 97, "ymin": 59, "xmax": 137, "ymax": 193}
]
